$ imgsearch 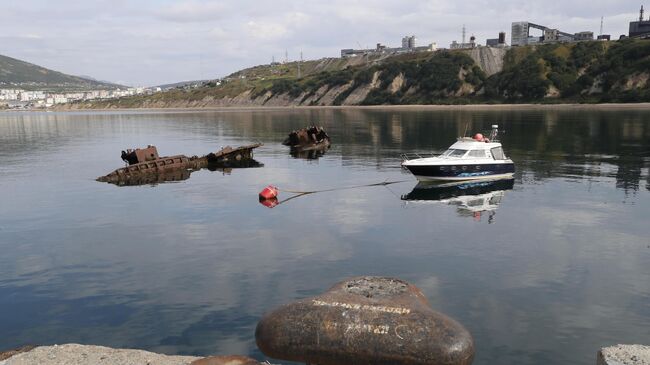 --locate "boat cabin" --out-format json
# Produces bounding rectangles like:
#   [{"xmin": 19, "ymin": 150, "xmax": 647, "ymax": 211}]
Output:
[
  {"xmin": 441, "ymin": 139, "xmax": 508, "ymax": 161},
  {"xmin": 121, "ymin": 145, "xmax": 159, "ymax": 165}
]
